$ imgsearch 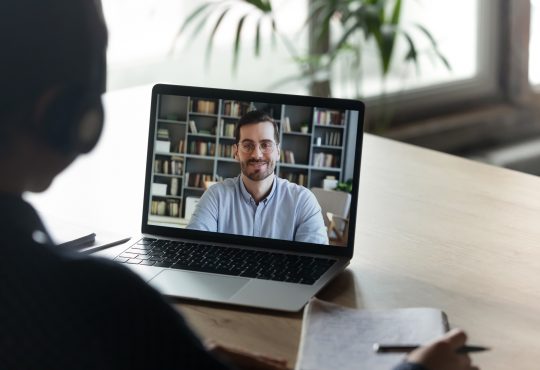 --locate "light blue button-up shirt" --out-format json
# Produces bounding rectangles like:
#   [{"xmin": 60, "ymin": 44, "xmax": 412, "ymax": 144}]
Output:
[{"xmin": 186, "ymin": 175, "xmax": 329, "ymax": 244}]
